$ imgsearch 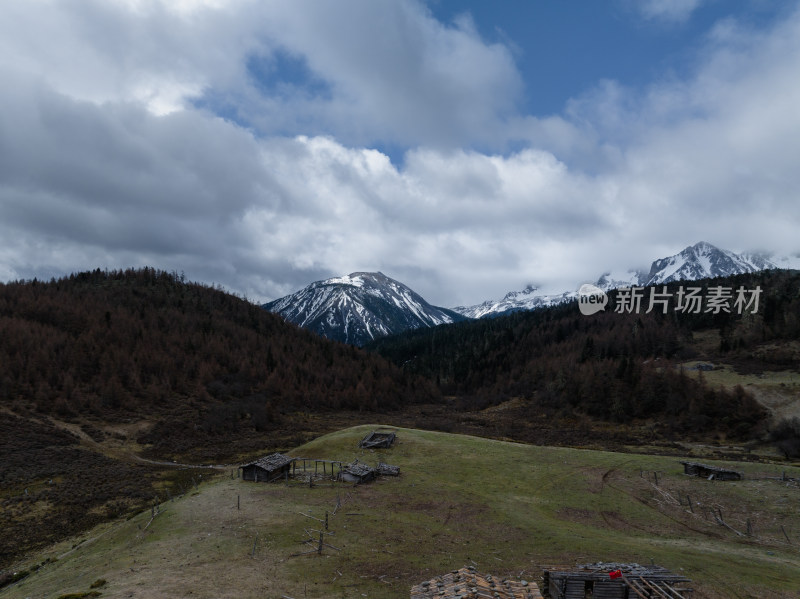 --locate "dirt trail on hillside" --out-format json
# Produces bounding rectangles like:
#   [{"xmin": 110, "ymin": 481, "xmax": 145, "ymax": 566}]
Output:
[
  {"xmin": 43, "ymin": 414, "xmax": 230, "ymax": 470},
  {"xmin": 749, "ymin": 386, "xmax": 800, "ymax": 420}
]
